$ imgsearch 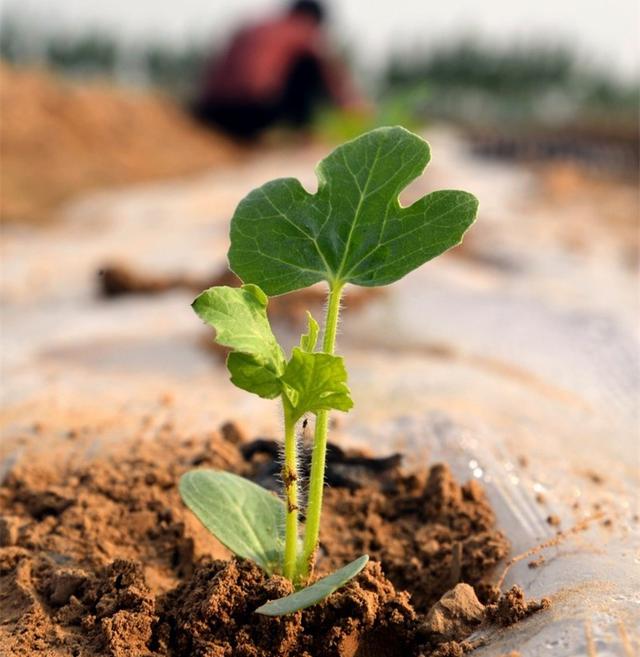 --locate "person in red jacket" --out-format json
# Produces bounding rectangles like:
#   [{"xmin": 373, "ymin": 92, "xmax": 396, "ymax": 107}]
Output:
[{"xmin": 194, "ymin": 0, "xmax": 364, "ymax": 140}]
